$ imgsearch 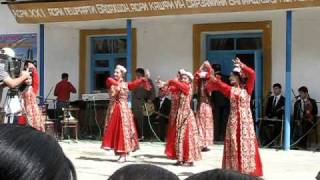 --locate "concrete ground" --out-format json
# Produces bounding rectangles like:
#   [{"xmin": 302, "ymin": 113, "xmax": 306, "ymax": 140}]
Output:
[{"xmin": 60, "ymin": 140, "xmax": 320, "ymax": 180}]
